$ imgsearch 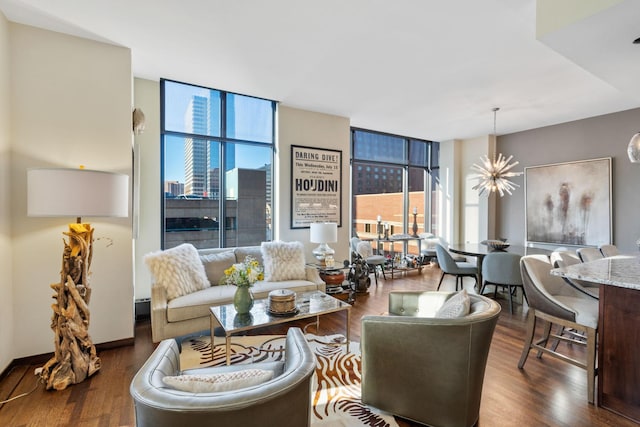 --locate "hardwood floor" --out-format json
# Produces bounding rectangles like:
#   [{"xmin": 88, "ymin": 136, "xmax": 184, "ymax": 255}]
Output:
[{"xmin": 0, "ymin": 265, "xmax": 636, "ymax": 426}]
